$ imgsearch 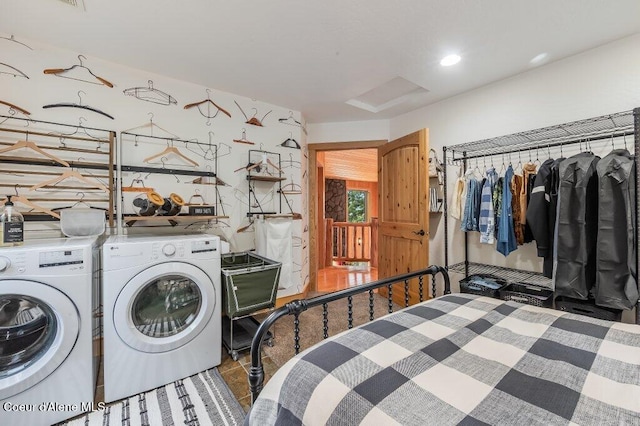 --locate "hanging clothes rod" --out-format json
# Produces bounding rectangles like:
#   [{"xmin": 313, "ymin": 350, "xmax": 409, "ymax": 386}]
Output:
[
  {"xmin": 451, "ymin": 130, "xmax": 634, "ymax": 161},
  {"xmin": 0, "ymin": 115, "xmax": 113, "ymax": 134},
  {"xmin": 447, "ymin": 110, "xmax": 634, "ymax": 160},
  {"xmin": 121, "ymin": 131, "xmax": 212, "ymax": 148}
]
